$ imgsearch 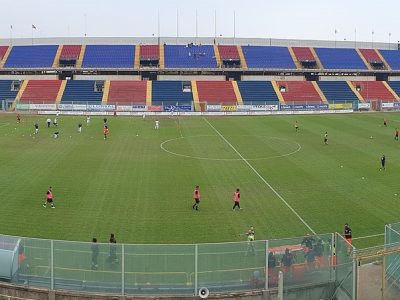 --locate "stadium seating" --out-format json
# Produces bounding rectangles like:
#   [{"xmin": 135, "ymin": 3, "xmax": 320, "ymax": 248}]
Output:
[
  {"xmin": 378, "ymin": 50, "xmax": 400, "ymax": 70},
  {"xmin": 317, "ymin": 81, "xmax": 359, "ymax": 103},
  {"xmin": 292, "ymin": 47, "xmax": 315, "ymax": 61},
  {"xmin": 314, "ymin": 48, "xmax": 367, "ymax": 70},
  {"xmin": 61, "ymin": 80, "xmax": 103, "ymax": 103},
  {"xmin": 237, "ymin": 81, "xmax": 279, "ymax": 103},
  {"xmin": 0, "ymin": 46, "xmax": 8, "ymax": 60},
  {"xmin": 218, "ymin": 46, "xmax": 240, "ymax": 59},
  {"xmin": 140, "ymin": 45, "xmax": 159, "ymax": 59},
  {"xmin": 241, "ymin": 46, "xmax": 296, "ymax": 69},
  {"xmin": 387, "ymin": 81, "xmax": 400, "ymax": 98},
  {"xmin": 108, "ymin": 81, "xmax": 147, "ymax": 104},
  {"xmin": 152, "ymin": 81, "xmax": 193, "ymax": 105},
  {"xmin": 351, "ymin": 81, "xmax": 398, "ymax": 101},
  {"xmin": 196, "ymin": 81, "xmax": 237, "ymax": 104},
  {"xmin": 4, "ymin": 45, "xmax": 58, "ymax": 68},
  {"xmin": 164, "ymin": 45, "xmax": 217, "ymax": 68},
  {"xmin": 20, "ymin": 80, "xmax": 62, "ymax": 103},
  {"xmin": 277, "ymin": 81, "xmax": 323, "ymax": 104},
  {"xmin": 82, "ymin": 45, "xmax": 135, "ymax": 68},
  {"xmin": 60, "ymin": 45, "xmax": 82, "ymax": 60},
  {"xmin": 0, "ymin": 80, "xmax": 18, "ymax": 101}
]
